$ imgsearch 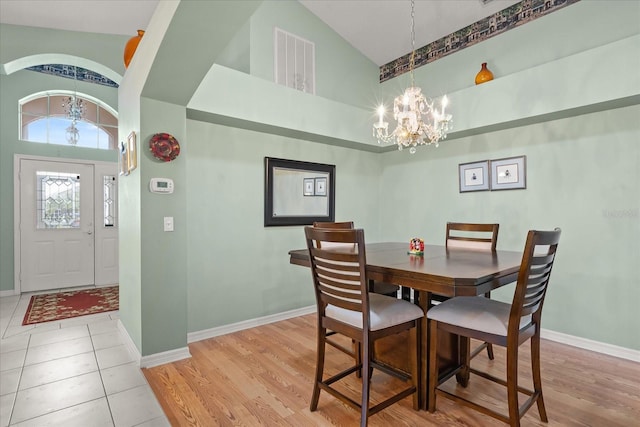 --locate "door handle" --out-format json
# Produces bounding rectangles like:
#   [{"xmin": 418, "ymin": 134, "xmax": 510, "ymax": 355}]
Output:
[{"xmin": 86, "ymin": 229, "xmax": 93, "ymax": 235}]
